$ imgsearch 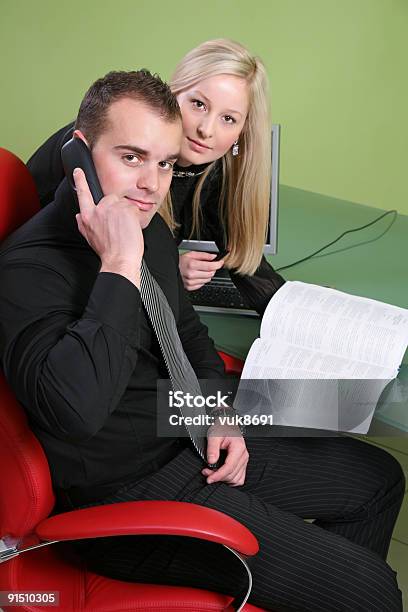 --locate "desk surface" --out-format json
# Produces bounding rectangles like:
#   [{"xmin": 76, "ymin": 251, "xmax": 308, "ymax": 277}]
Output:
[
  {"xmin": 200, "ymin": 184, "xmax": 408, "ymax": 359},
  {"xmin": 197, "ymin": 185, "xmax": 408, "ymax": 433}
]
